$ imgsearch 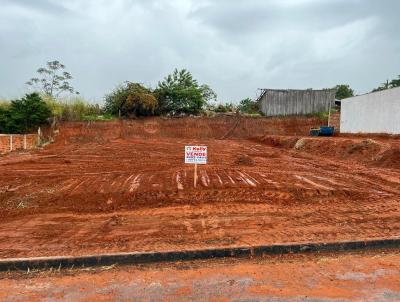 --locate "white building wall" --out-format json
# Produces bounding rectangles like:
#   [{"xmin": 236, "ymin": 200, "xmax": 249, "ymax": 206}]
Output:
[{"xmin": 341, "ymin": 87, "xmax": 400, "ymax": 134}]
